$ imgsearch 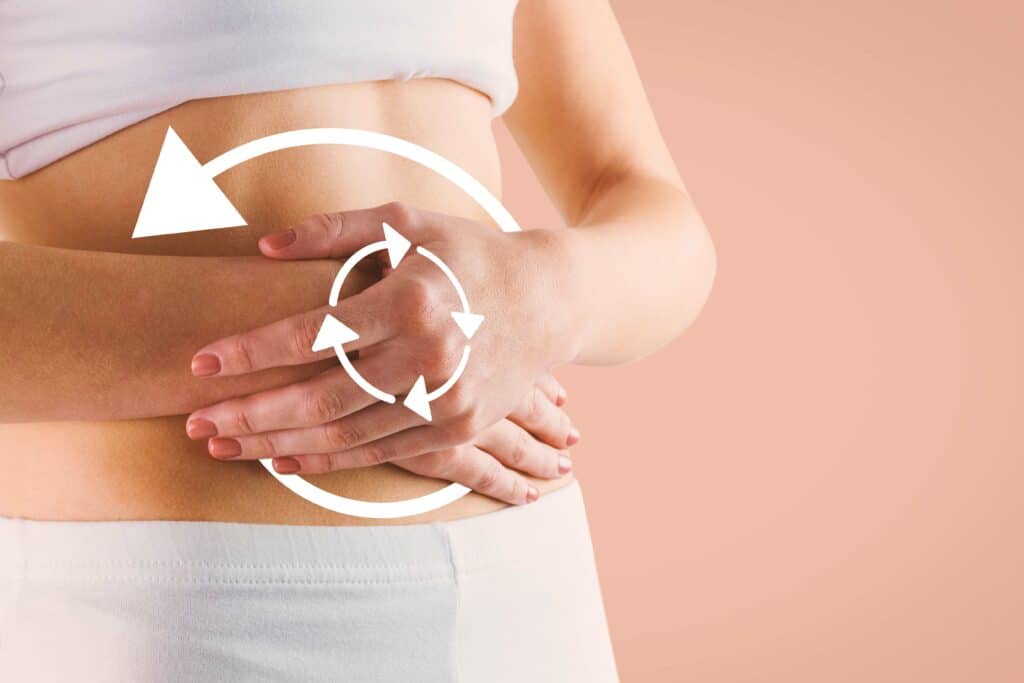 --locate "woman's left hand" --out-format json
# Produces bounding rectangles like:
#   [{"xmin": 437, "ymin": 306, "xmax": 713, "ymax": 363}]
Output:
[{"xmin": 186, "ymin": 202, "xmax": 579, "ymax": 472}]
